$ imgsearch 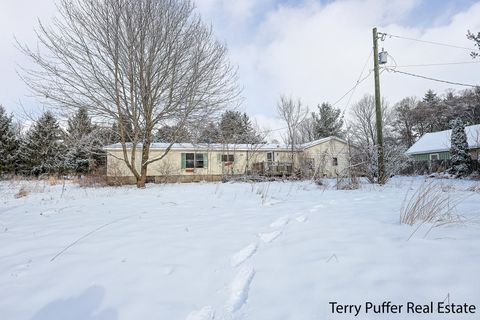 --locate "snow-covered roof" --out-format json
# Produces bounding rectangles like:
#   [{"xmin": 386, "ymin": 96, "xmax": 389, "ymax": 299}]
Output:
[
  {"xmin": 406, "ymin": 124, "xmax": 480, "ymax": 155},
  {"xmin": 104, "ymin": 142, "xmax": 292, "ymax": 152},
  {"xmin": 104, "ymin": 136, "xmax": 346, "ymax": 152},
  {"xmin": 300, "ymin": 136, "xmax": 348, "ymax": 149}
]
